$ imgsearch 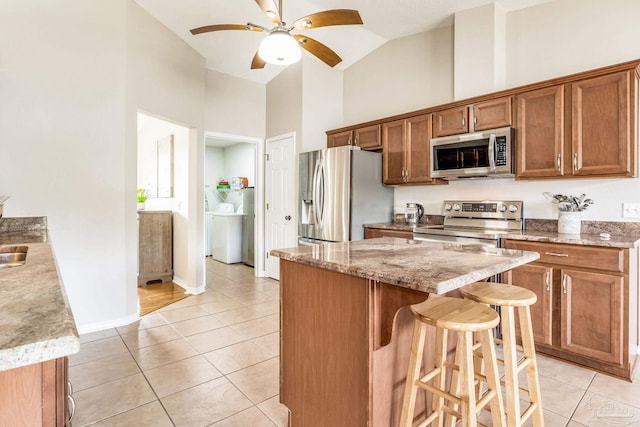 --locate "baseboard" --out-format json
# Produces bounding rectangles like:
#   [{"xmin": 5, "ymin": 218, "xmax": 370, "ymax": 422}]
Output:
[
  {"xmin": 76, "ymin": 313, "xmax": 140, "ymax": 335},
  {"xmin": 173, "ymin": 276, "xmax": 205, "ymax": 295}
]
